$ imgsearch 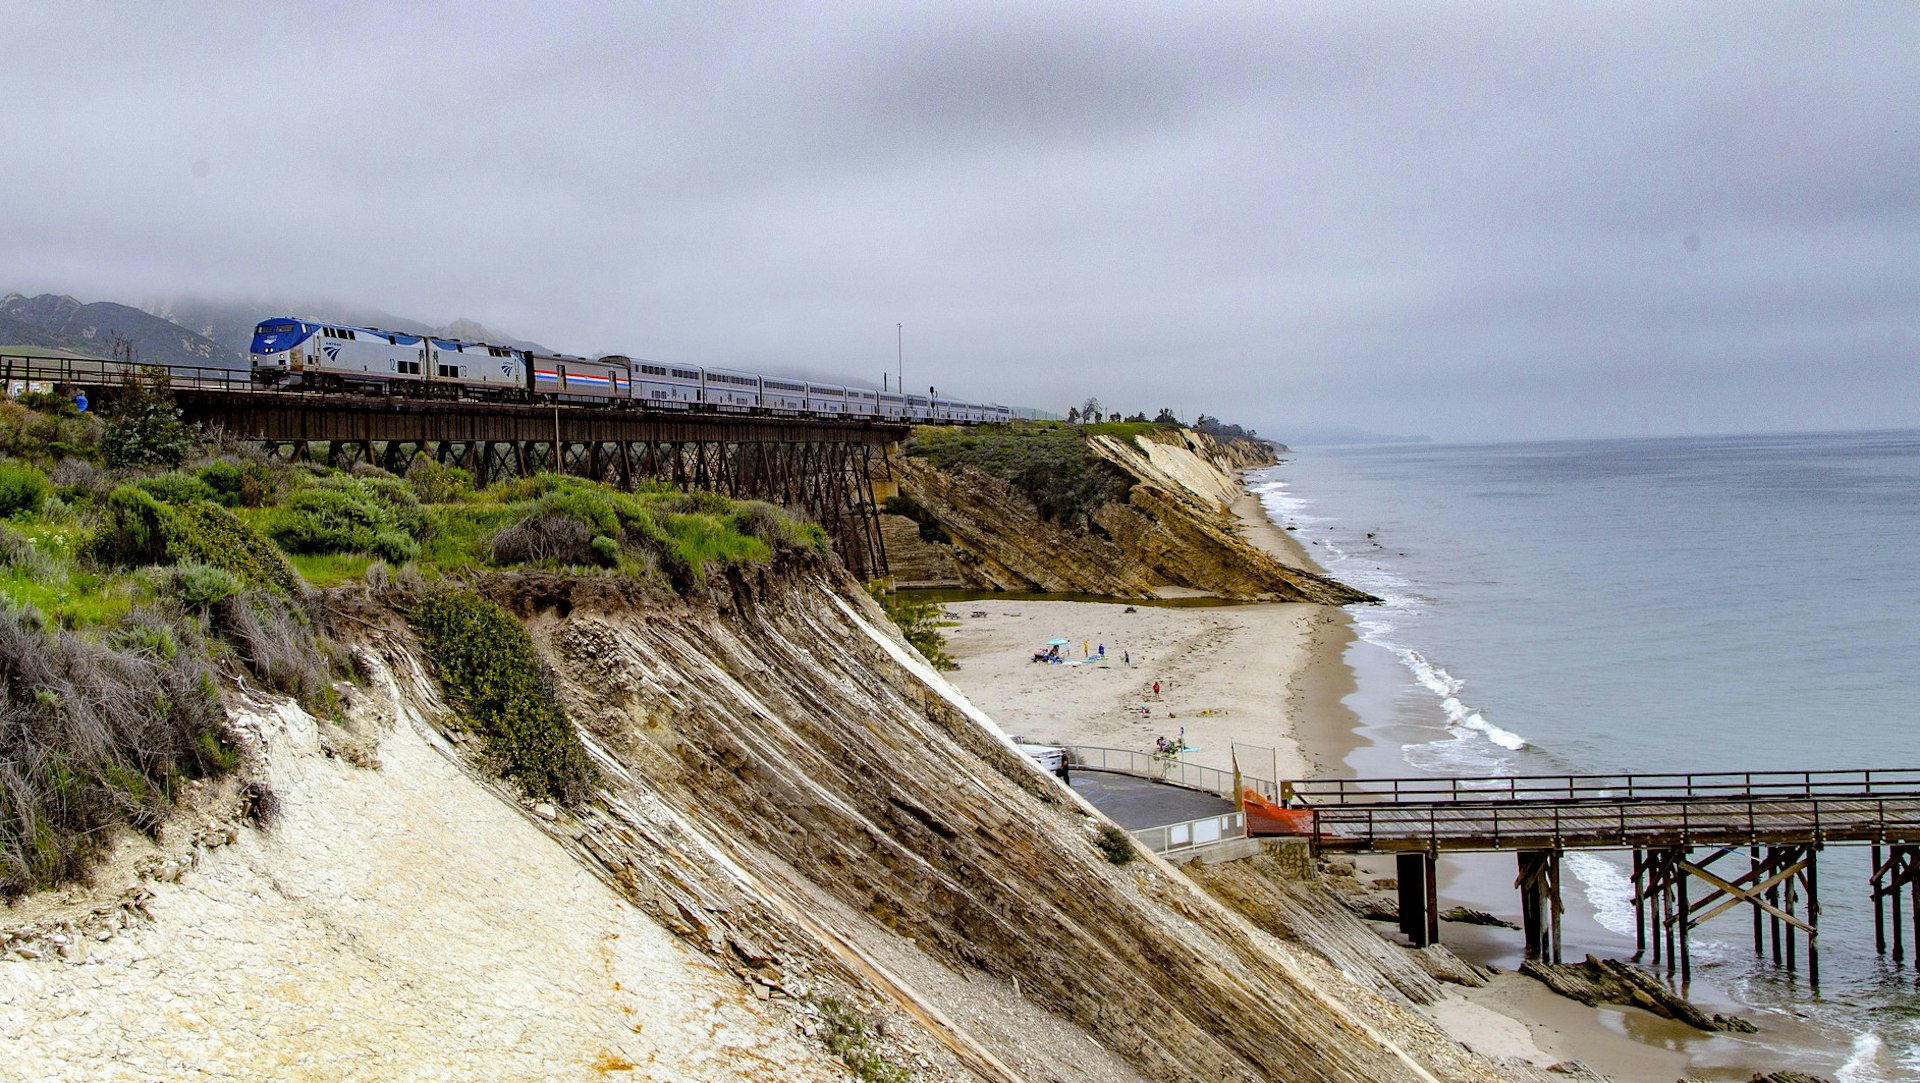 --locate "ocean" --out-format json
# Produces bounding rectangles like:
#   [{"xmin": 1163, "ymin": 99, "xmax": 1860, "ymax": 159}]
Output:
[{"xmin": 1248, "ymin": 430, "xmax": 1920, "ymax": 1082}]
